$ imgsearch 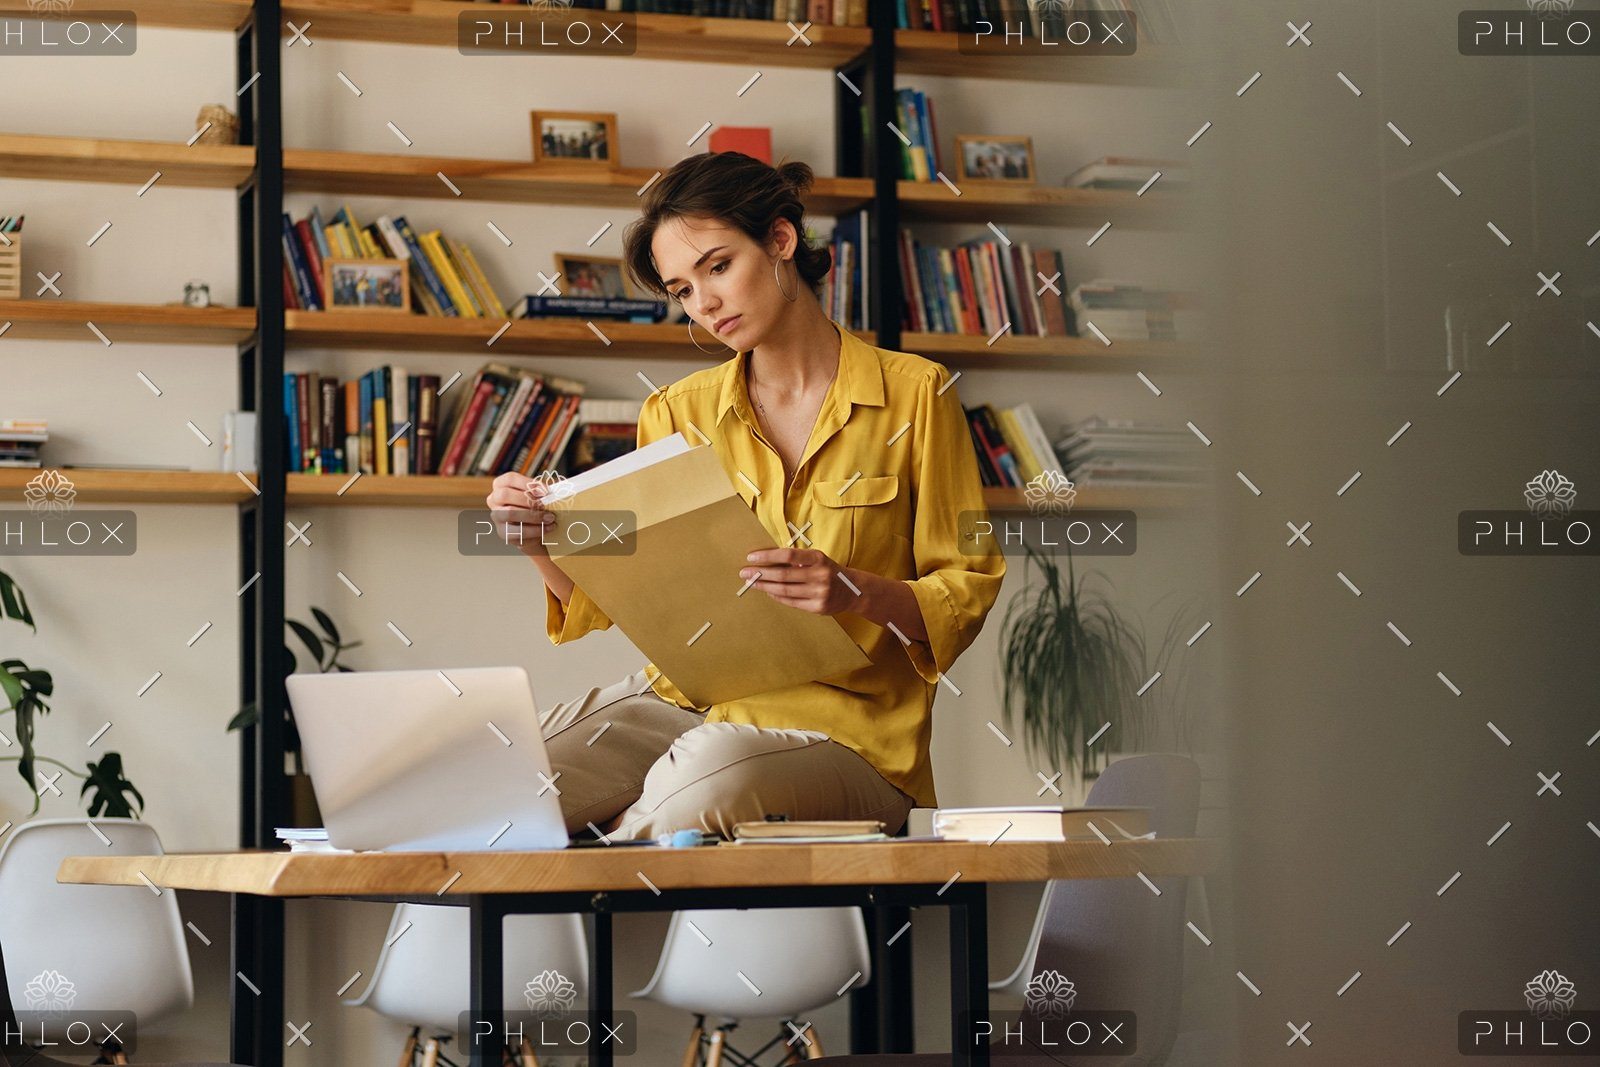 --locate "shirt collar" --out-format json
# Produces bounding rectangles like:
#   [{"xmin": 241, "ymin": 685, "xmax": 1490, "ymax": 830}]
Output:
[{"xmin": 715, "ymin": 319, "xmax": 886, "ymax": 428}]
